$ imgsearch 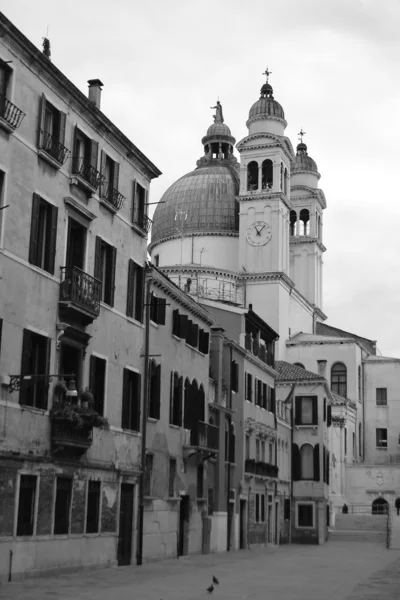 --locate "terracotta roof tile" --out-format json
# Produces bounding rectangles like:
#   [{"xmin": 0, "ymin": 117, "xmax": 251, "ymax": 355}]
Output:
[{"xmin": 275, "ymin": 361, "xmax": 323, "ymax": 383}]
